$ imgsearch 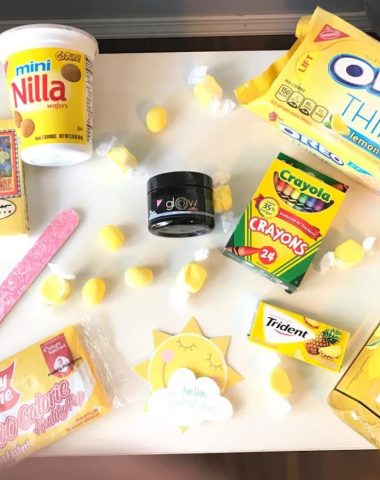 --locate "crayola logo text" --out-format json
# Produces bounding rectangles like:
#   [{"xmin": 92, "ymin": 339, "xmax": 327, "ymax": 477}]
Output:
[
  {"xmin": 279, "ymin": 169, "xmax": 331, "ymax": 202},
  {"xmin": 329, "ymin": 54, "xmax": 380, "ymax": 96}
]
